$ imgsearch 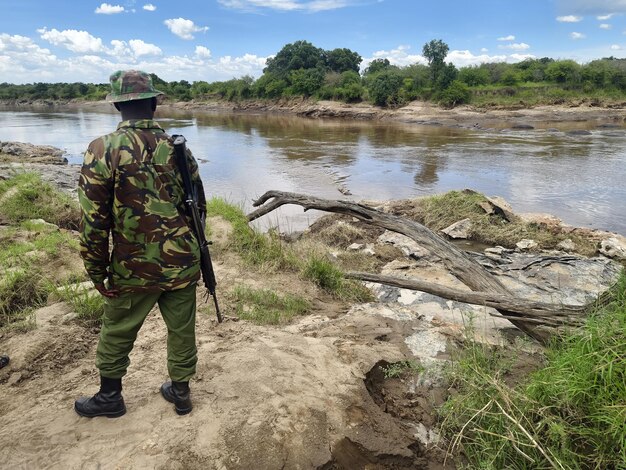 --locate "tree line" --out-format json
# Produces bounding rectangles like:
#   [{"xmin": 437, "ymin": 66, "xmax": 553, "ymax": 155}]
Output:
[{"xmin": 2, "ymin": 39, "xmax": 626, "ymax": 108}]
